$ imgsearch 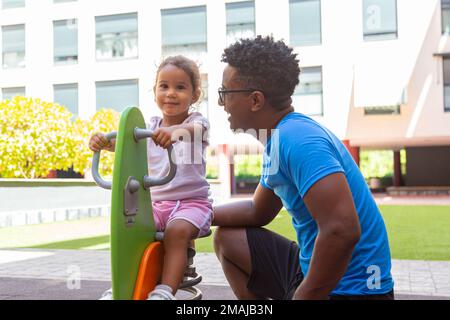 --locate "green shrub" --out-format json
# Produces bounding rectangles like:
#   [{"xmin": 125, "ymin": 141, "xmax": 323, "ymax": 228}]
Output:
[
  {"xmin": 206, "ymin": 163, "xmax": 219, "ymax": 179},
  {"xmin": 234, "ymin": 154, "xmax": 262, "ymax": 181},
  {"xmin": 204, "ymin": 154, "xmax": 262, "ymax": 181},
  {"xmin": 359, "ymin": 149, "xmax": 406, "ymax": 181},
  {"xmin": 359, "ymin": 150, "xmax": 393, "ymax": 179}
]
